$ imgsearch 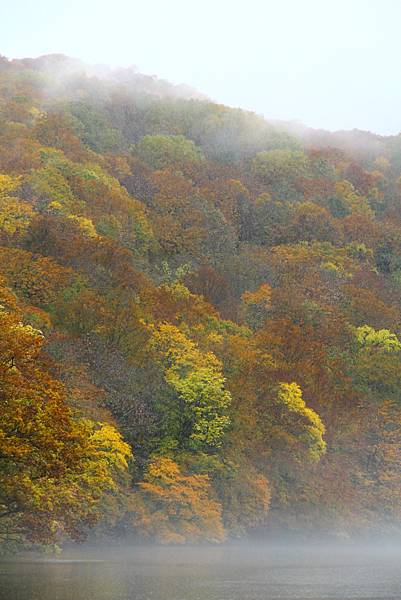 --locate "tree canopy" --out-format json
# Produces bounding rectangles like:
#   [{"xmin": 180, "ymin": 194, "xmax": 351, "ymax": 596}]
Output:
[{"xmin": 1, "ymin": 54, "xmax": 401, "ymax": 549}]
